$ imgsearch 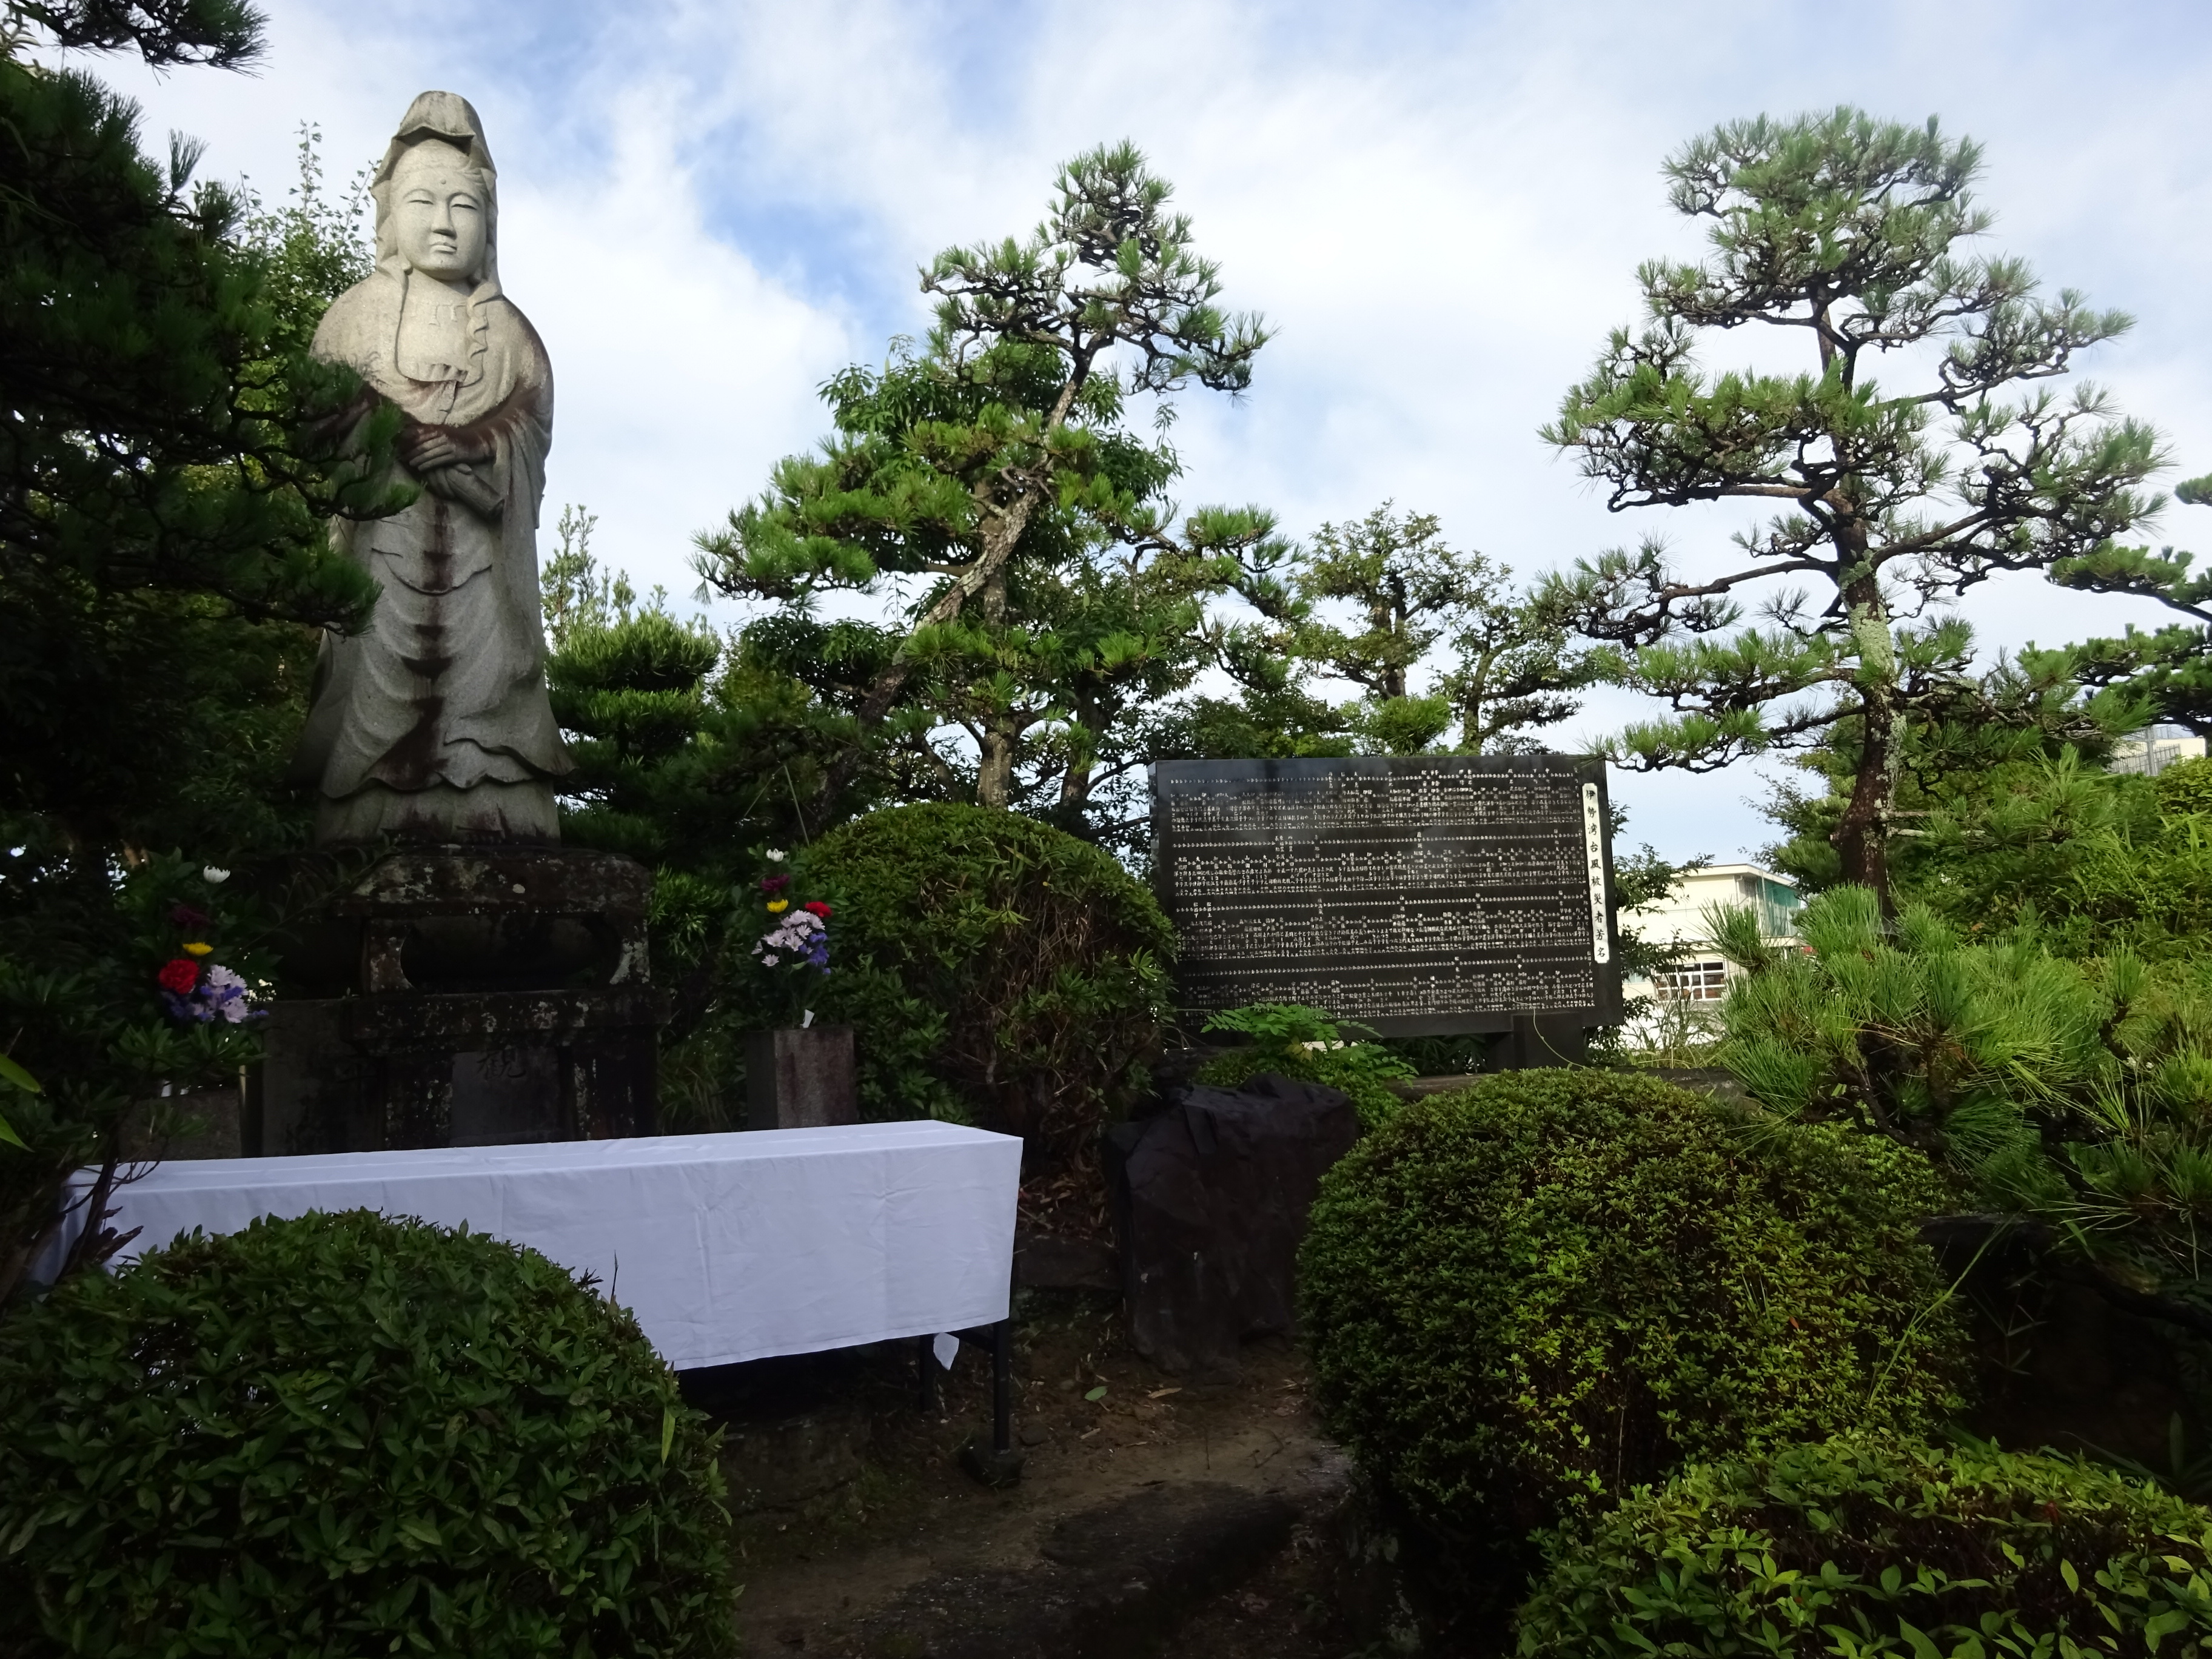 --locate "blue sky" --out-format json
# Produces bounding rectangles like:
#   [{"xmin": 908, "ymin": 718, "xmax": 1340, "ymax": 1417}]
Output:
[{"xmin": 82, "ymin": 0, "xmax": 2212, "ymax": 864}]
